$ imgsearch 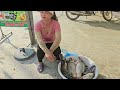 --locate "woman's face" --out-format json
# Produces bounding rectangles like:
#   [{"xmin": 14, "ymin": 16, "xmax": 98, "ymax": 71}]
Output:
[{"xmin": 40, "ymin": 11, "xmax": 53, "ymax": 20}]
